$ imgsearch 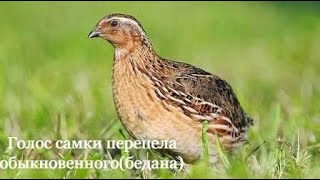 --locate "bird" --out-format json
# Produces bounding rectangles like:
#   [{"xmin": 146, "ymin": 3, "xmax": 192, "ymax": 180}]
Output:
[{"xmin": 88, "ymin": 13, "xmax": 253, "ymax": 164}]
